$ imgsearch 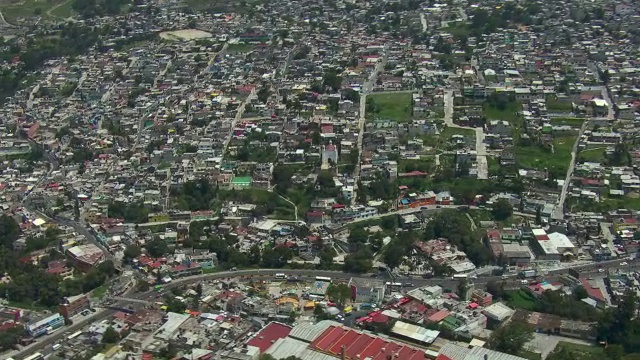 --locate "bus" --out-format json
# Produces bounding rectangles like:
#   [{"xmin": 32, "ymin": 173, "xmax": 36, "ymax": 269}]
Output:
[
  {"xmin": 67, "ymin": 330, "xmax": 82, "ymax": 340},
  {"xmin": 24, "ymin": 353, "xmax": 44, "ymax": 360},
  {"xmin": 315, "ymin": 276, "xmax": 332, "ymax": 282},
  {"xmin": 274, "ymin": 273, "xmax": 286, "ymax": 279},
  {"xmin": 453, "ymin": 274, "xmax": 468, "ymax": 279},
  {"xmin": 385, "ymin": 282, "xmax": 402, "ymax": 289}
]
